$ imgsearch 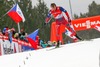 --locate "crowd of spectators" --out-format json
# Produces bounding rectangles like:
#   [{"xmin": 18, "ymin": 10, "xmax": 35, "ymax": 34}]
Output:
[
  {"xmin": 1, "ymin": 26, "xmax": 28, "ymax": 42},
  {"xmin": 0, "ymin": 26, "xmax": 60, "ymax": 49}
]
